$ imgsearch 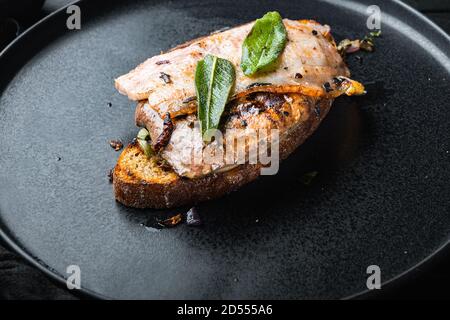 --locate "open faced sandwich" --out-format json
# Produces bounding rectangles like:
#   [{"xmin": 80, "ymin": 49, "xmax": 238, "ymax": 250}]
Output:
[{"xmin": 113, "ymin": 12, "xmax": 365, "ymax": 208}]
